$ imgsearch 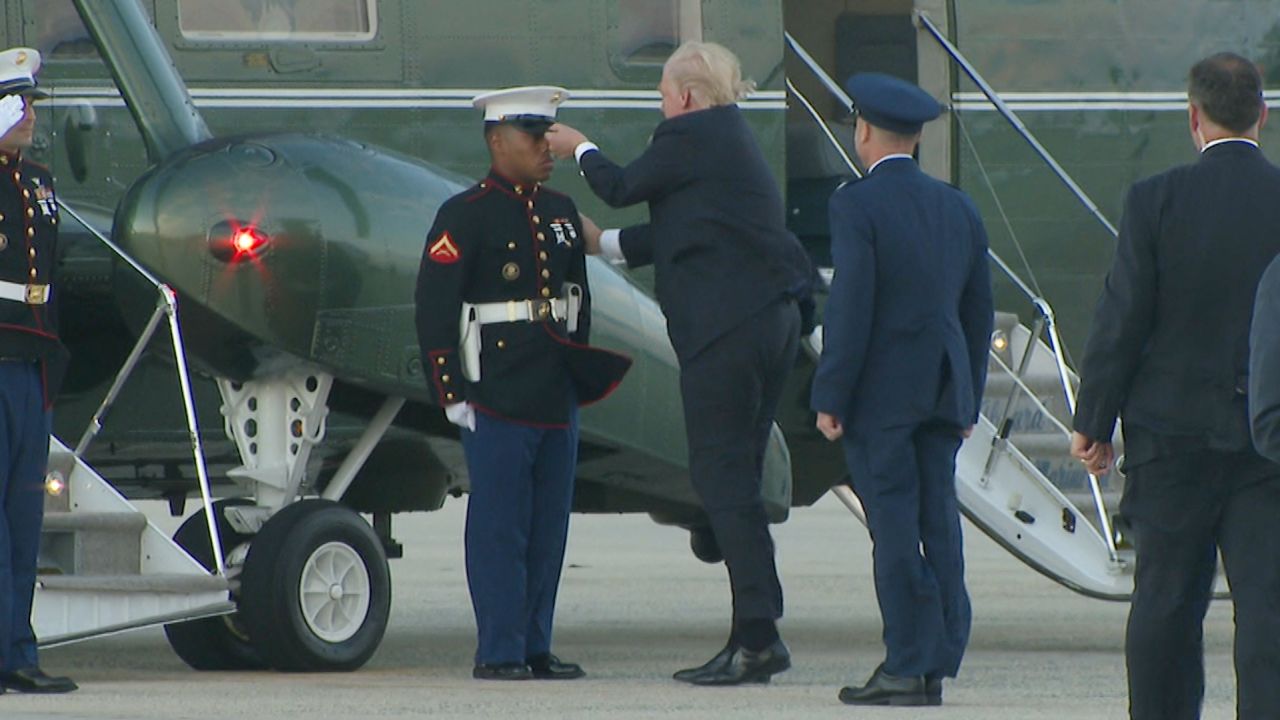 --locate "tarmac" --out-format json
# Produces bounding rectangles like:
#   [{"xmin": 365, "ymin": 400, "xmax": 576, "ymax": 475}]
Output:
[{"xmin": 3, "ymin": 493, "xmax": 1240, "ymax": 719}]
